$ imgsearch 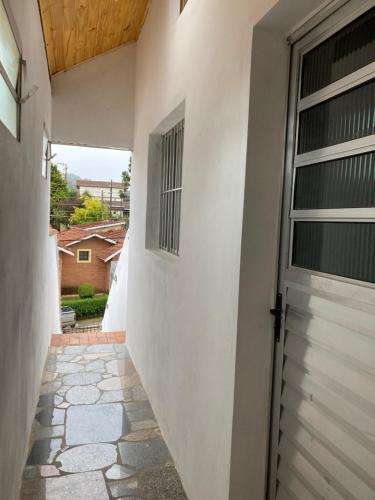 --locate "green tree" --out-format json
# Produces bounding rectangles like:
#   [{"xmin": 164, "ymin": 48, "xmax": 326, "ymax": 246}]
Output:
[
  {"xmin": 119, "ymin": 158, "xmax": 132, "ymax": 199},
  {"xmin": 50, "ymin": 164, "xmax": 70, "ymax": 229},
  {"xmin": 67, "ymin": 187, "xmax": 78, "ymax": 199},
  {"xmin": 70, "ymin": 197, "xmax": 109, "ymax": 225},
  {"xmin": 51, "ymin": 164, "xmax": 69, "ymax": 204},
  {"xmin": 51, "ymin": 206, "xmax": 69, "ymax": 229}
]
